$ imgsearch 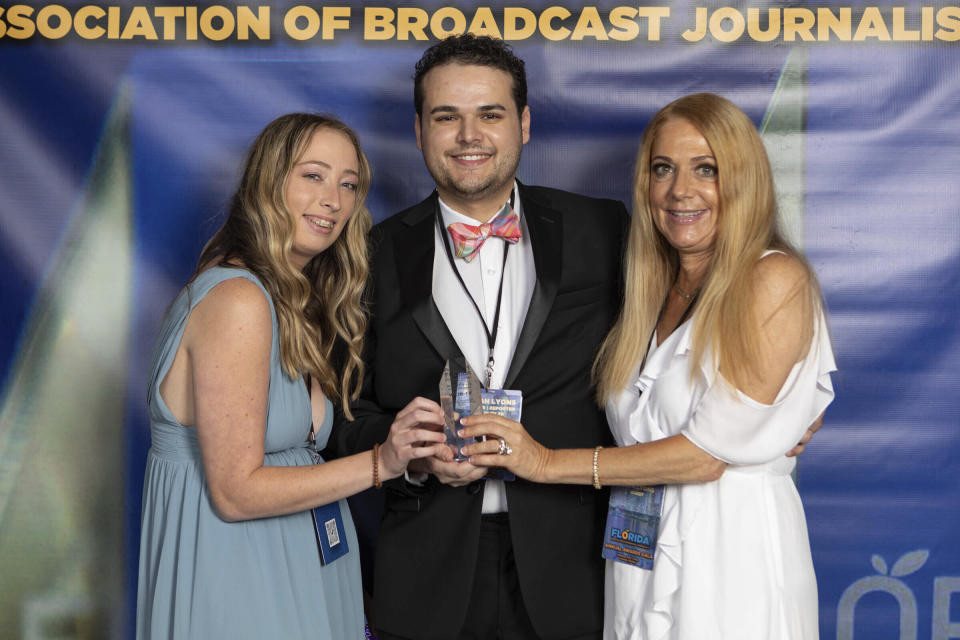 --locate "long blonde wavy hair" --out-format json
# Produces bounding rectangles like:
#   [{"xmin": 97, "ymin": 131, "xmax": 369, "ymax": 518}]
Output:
[
  {"xmin": 196, "ymin": 113, "xmax": 372, "ymax": 418},
  {"xmin": 594, "ymin": 93, "xmax": 820, "ymax": 402}
]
